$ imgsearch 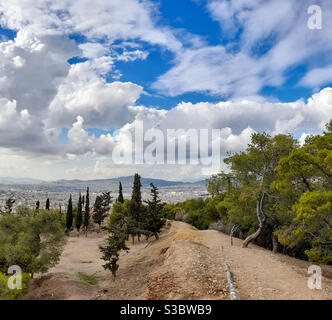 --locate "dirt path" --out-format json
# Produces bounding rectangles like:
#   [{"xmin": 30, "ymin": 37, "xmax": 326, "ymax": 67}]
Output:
[
  {"xmin": 23, "ymin": 221, "xmax": 332, "ymax": 300},
  {"xmin": 23, "ymin": 234, "xmax": 109, "ymax": 300},
  {"xmin": 199, "ymin": 229, "xmax": 332, "ymax": 300}
]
